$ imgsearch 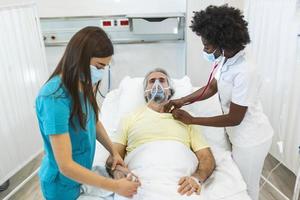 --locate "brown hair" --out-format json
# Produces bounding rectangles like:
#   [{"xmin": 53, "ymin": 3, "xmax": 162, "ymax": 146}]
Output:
[{"xmin": 48, "ymin": 26, "xmax": 114, "ymax": 129}]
